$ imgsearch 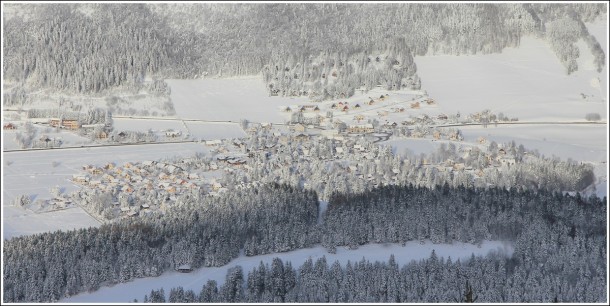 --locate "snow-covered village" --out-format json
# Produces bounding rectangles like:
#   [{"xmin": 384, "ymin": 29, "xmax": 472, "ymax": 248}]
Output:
[{"xmin": 2, "ymin": 2, "xmax": 609, "ymax": 304}]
